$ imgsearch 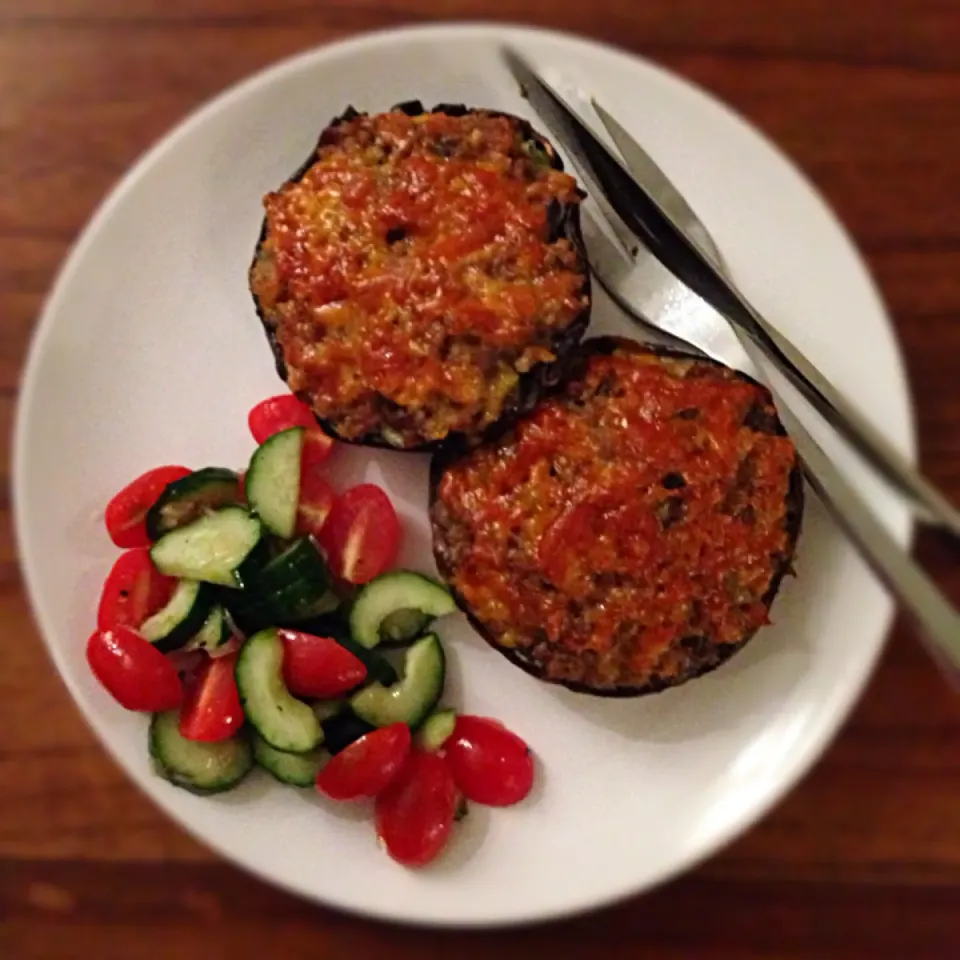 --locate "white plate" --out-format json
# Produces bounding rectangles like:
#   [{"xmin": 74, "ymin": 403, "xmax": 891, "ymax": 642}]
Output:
[{"xmin": 15, "ymin": 23, "xmax": 914, "ymax": 926}]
